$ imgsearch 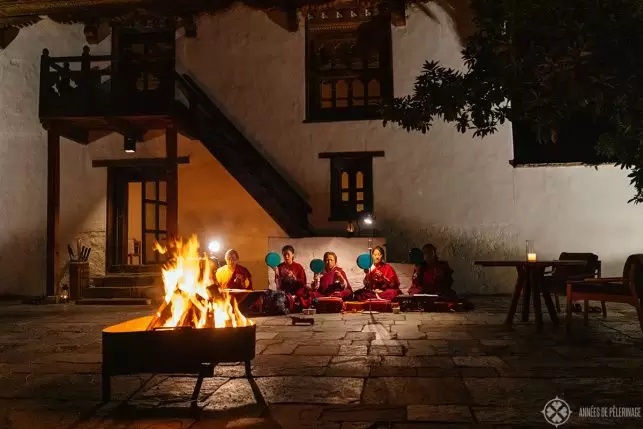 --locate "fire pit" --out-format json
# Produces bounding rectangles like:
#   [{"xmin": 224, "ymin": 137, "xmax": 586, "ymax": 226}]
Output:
[{"xmin": 101, "ymin": 236, "xmax": 256, "ymax": 403}]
